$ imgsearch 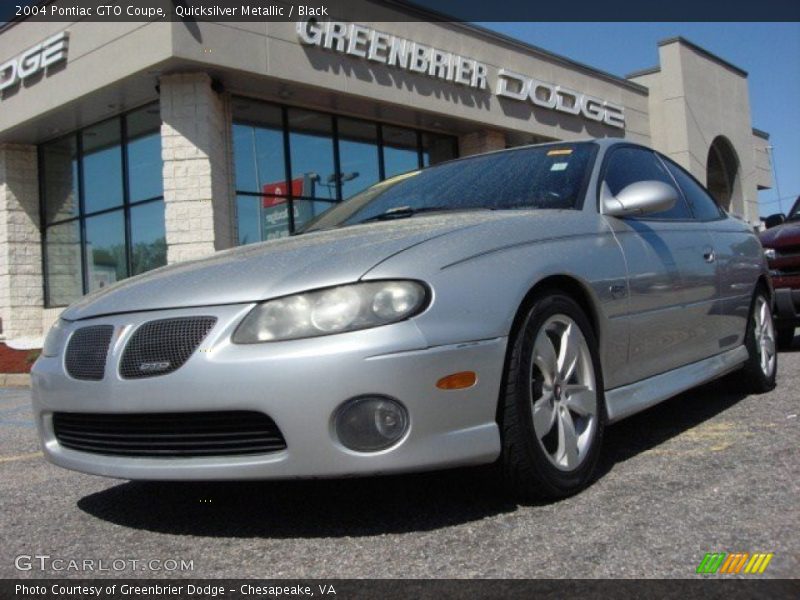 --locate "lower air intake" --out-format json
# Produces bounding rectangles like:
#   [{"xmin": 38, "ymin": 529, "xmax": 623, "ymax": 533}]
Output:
[{"xmin": 53, "ymin": 411, "xmax": 287, "ymax": 457}]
